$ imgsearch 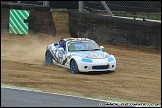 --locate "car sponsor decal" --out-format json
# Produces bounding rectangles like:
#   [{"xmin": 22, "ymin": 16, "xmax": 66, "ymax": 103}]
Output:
[
  {"xmin": 62, "ymin": 58, "xmax": 68, "ymax": 65},
  {"xmin": 91, "ymin": 53, "xmax": 102, "ymax": 58},
  {"xmin": 50, "ymin": 49, "xmax": 58, "ymax": 63}
]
